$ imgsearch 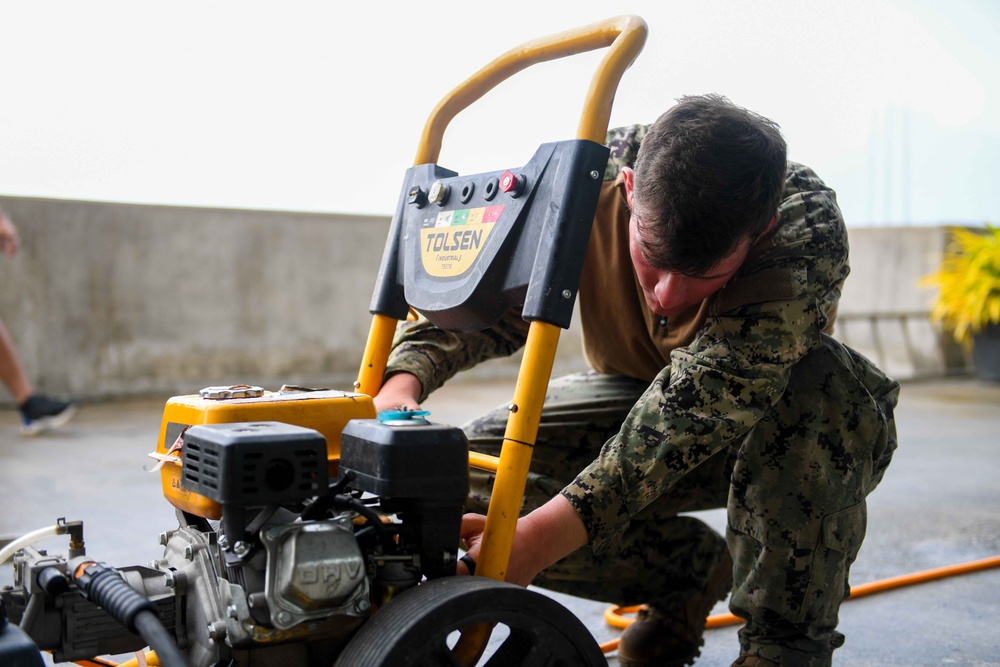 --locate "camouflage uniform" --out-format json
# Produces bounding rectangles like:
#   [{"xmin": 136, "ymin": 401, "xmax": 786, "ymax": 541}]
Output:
[{"xmin": 385, "ymin": 126, "xmax": 899, "ymax": 666}]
